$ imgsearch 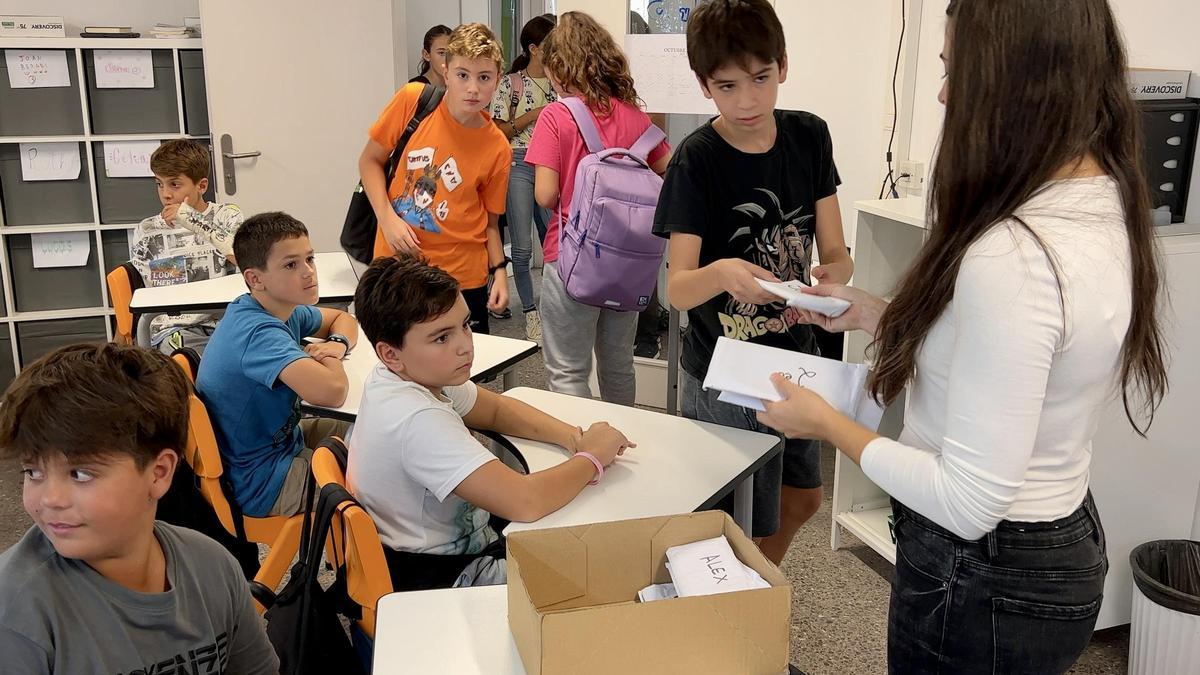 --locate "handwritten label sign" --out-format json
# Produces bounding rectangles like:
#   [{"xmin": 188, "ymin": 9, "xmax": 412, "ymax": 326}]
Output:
[
  {"xmin": 18, "ymin": 142, "xmax": 81, "ymax": 181},
  {"xmin": 624, "ymin": 34, "xmax": 715, "ymax": 115},
  {"xmin": 93, "ymin": 49, "xmax": 154, "ymax": 89},
  {"xmin": 5, "ymin": 49, "xmax": 70, "ymax": 88},
  {"xmin": 31, "ymin": 231, "xmax": 91, "ymax": 269},
  {"xmin": 103, "ymin": 140, "xmax": 160, "ymax": 178}
]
